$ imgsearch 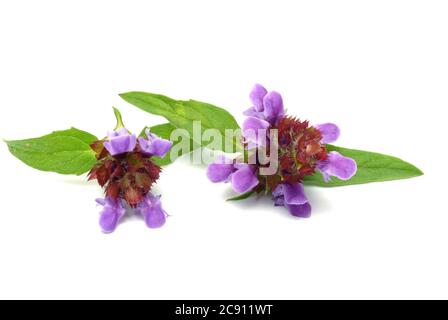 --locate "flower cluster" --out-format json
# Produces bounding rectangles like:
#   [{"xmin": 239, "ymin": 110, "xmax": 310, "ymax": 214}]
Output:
[
  {"xmin": 89, "ymin": 127, "xmax": 172, "ymax": 233},
  {"xmin": 207, "ymin": 84, "xmax": 357, "ymax": 217}
]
